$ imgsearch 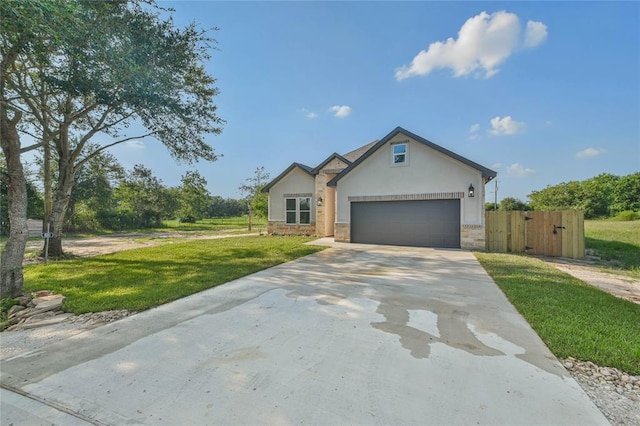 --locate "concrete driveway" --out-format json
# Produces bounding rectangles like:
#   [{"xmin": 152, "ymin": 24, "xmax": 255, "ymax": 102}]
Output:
[{"xmin": 1, "ymin": 243, "xmax": 607, "ymax": 425}]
